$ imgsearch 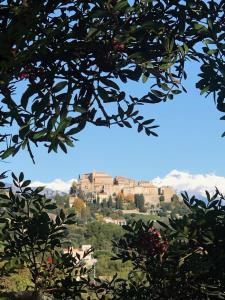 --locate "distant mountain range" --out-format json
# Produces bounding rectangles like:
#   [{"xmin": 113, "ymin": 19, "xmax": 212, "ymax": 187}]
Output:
[
  {"xmin": 40, "ymin": 188, "xmax": 68, "ymax": 197},
  {"xmin": 5, "ymin": 183, "xmax": 68, "ymax": 198}
]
